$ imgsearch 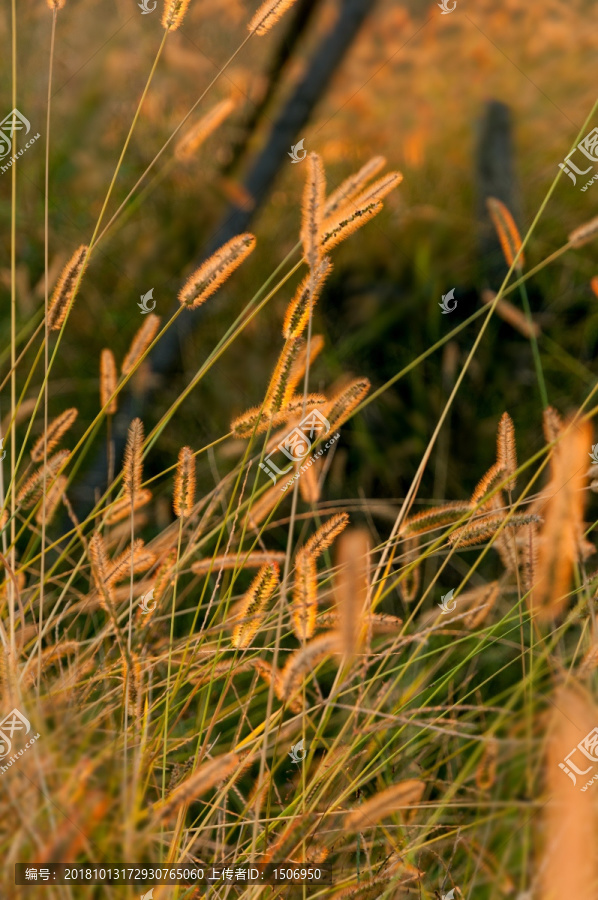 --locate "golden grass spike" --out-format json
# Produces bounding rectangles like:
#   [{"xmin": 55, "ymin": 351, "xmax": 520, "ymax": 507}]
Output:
[
  {"xmin": 542, "ymin": 685, "xmax": 598, "ymax": 899},
  {"xmin": 100, "ymin": 348, "xmax": 118, "ymax": 414},
  {"xmin": 475, "ymin": 737, "xmax": 498, "ymax": 790},
  {"xmin": 496, "ymin": 412, "xmax": 517, "ymax": 491},
  {"xmin": 301, "ymin": 152, "xmax": 326, "ymax": 272},
  {"xmin": 30, "ymin": 407, "xmax": 78, "ymax": 462},
  {"xmin": 321, "ymin": 200, "xmax": 383, "ymax": 252},
  {"xmin": 105, "ymin": 488, "xmax": 152, "ymax": 525},
  {"xmin": 35, "ymin": 475, "xmax": 66, "ymax": 526},
  {"xmin": 155, "ymin": 752, "xmax": 240, "ymax": 821},
  {"xmin": 470, "ymin": 462, "xmax": 507, "ymax": 506},
  {"xmin": 121, "ymin": 314, "xmax": 161, "ymax": 376},
  {"xmin": 568, "ymin": 215, "xmax": 598, "ymax": 248},
  {"xmin": 486, "ymin": 197, "xmax": 524, "ymax": 269},
  {"xmin": 263, "ymin": 337, "xmax": 304, "ymax": 415},
  {"xmin": 247, "ymin": 0, "xmax": 298, "ymax": 34},
  {"xmin": 279, "ymin": 631, "xmax": 341, "ymax": 702},
  {"xmin": 88, "ymin": 532, "xmax": 113, "ymax": 610},
  {"xmin": 106, "ymin": 539, "xmax": 156, "ymax": 586},
  {"xmin": 175, "ymin": 98, "xmax": 236, "ymax": 161},
  {"xmin": 47, "ymin": 0, "xmax": 66, "ymax": 8},
  {"xmin": 592, "ymin": 276, "xmax": 598, "ymax": 299},
  {"xmin": 192, "ymin": 551, "xmax": 286, "ymax": 576},
  {"xmin": 351, "ymin": 171, "xmax": 403, "ymax": 208},
  {"xmin": 16, "ymin": 450, "xmax": 70, "ymax": 509},
  {"xmin": 401, "ymin": 502, "xmax": 474, "ymax": 537},
  {"xmin": 542, "ymin": 405, "xmax": 564, "ymax": 445},
  {"xmin": 231, "ymin": 563, "xmax": 280, "ymax": 648},
  {"xmin": 47, "ymin": 245, "xmax": 88, "ymax": 331},
  {"xmin": 173, "ymin": 446, "xmax": 196, "ymax": 518},
  {"xmin": 334, "ymin": 529, "xmax": 369, "ymax": 659},
  {"xmin": 178, "ymin": 234, "xmax": 256, "ymax": 308},
  {"xmin": 123, "ymin": 418, "xmax": 144, "ymax": 499},
  {"xmin": 344, "ymin": 780, "xmax": 425, "ymax": 830},
  {"xmin": 324, "ymin": 156, "xmax": 387, "ymax": 220},
  {"xmin": 283, "ymin": 257, "xmax": 332, "ymax": 340},
  {"xmin": 449, "ymin": 513, "xmax": 542, "ymax": 548},
  {"xmin": 481, "ymin": 288, "xmax": 539, "ymax": 338},
  {"xmin": 532, "ymin": 416, "xmax": 591, "ymax": 620},
  {"xmin": 304, "ymin": 512, "xmax": 350, "ymax": 560},
  {"xmin": 323, "ymin": 378, "xmax": 370, "ymax": 432},
  {"xmin": 291, "ymin": 551, "xmax": 318, "ymax": 641},
  {"xmin": 288, "ymin": 333, "xmax": 325, "ymax": 386},
  {"xmin": 299, "ymin": 457, "xmax": 321, "ymax": 503},
  {"xmin": 161, "ymin": 0, "xmax": 191, "ymax": 30},
  {"xmin": 230, "ymin": 392, "xmax": 325, "ymax": 438}
]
